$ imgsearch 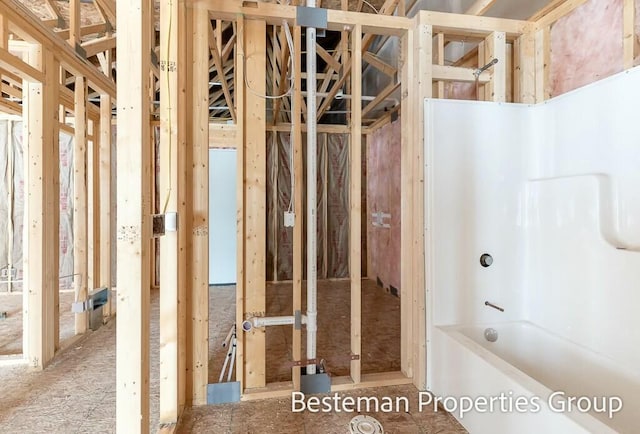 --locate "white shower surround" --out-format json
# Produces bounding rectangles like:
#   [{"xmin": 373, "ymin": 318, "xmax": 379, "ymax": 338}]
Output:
[{"xmin": 425, "ymin": 67, "xmax": 640, "ymax": 433}]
